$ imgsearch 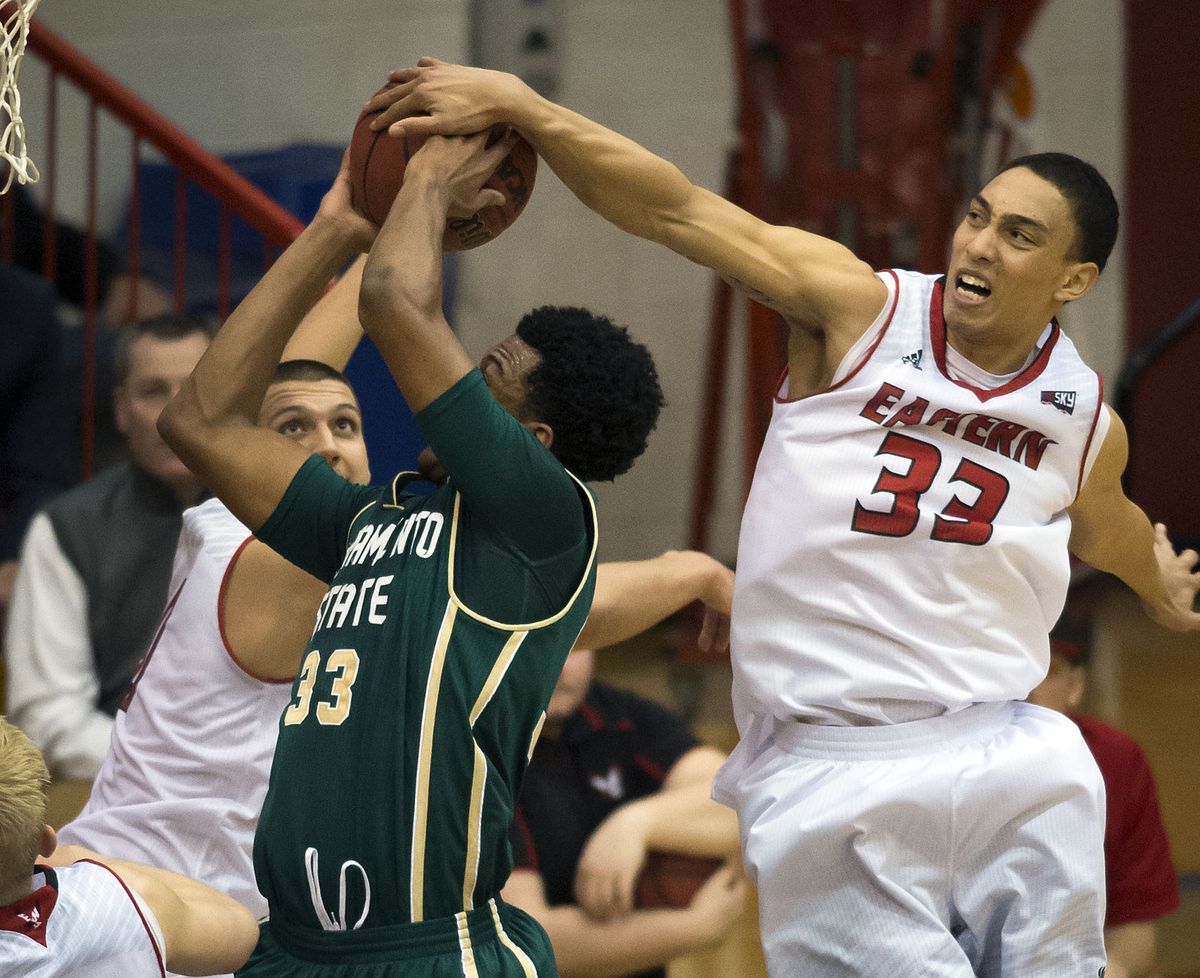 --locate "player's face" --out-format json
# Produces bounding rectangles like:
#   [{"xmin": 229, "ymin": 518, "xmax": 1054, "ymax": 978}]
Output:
[
  {"xmin": 1026, "ymin": 652, "xmax": 1086, "ymax": 714},
  {"xmin": 259, "ymin": 380, "xmax": 370, "ymax": 484},
  {"xmin": 417, "ymin": 334, "xmax": 545, "ymax": 485},
  {"xmin": 479, "ymin": 333, "xmax": 541, "ymax": 421},
  {"xmin": 546, "ymin": 648, "xmax": 595, "ymax": 726},
  {"xmin": 114, "ymin": 331, "xmax": 209, "ymax": 496},
  {"xmin": 945, "ymin": 166, "xmax": 1094, "ymax": 351}
]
